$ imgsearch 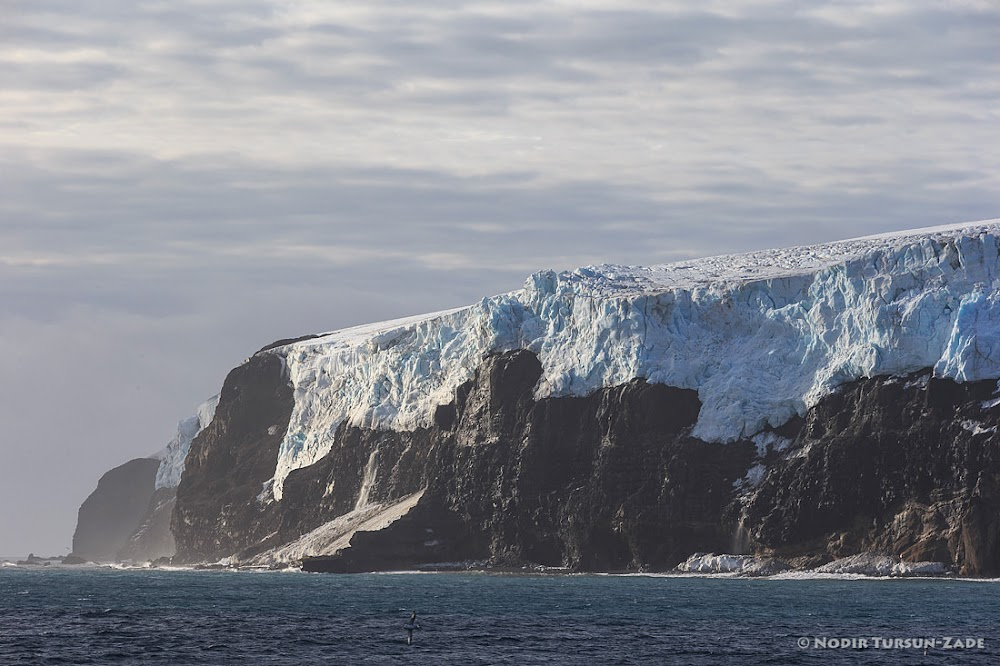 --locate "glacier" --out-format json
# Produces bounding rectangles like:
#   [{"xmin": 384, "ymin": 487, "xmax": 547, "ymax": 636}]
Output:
[
  {"xmin": 154, "ymin": 395, "xmax": 220, "ymax": 489},
  {"xmin": 265, "ymin": 219, "xmax": 1000, "ymax": 500}
]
